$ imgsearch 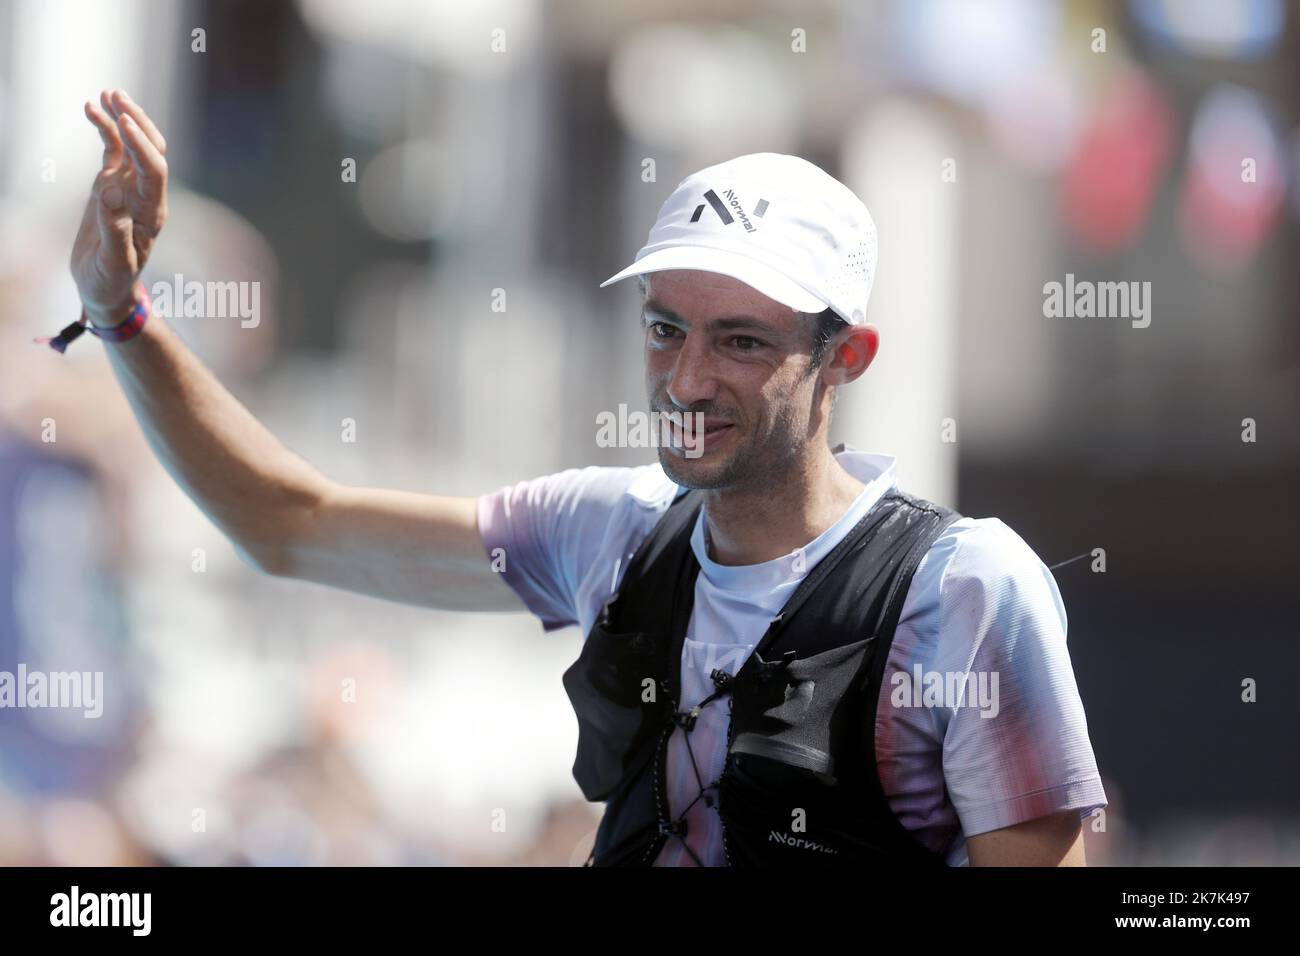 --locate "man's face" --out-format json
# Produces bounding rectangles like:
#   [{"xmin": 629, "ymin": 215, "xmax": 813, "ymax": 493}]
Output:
[{"xmin": 642, "ymin": 269, "xmax": 825, "ymax": 491}]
